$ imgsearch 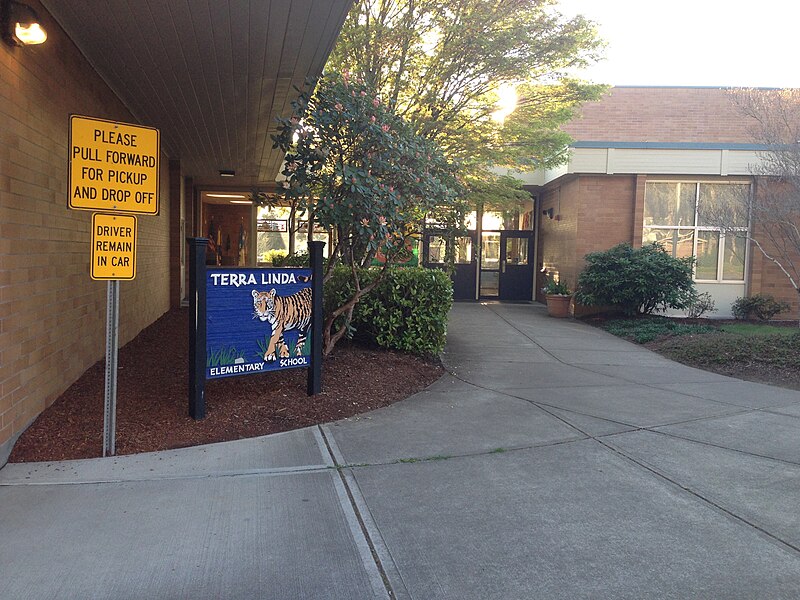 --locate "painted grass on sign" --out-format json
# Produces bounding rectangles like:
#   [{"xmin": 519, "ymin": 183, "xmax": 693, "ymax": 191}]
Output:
[{"xmin": 207, "ymin": 346, "xmax": 246, "ymax": 367}]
